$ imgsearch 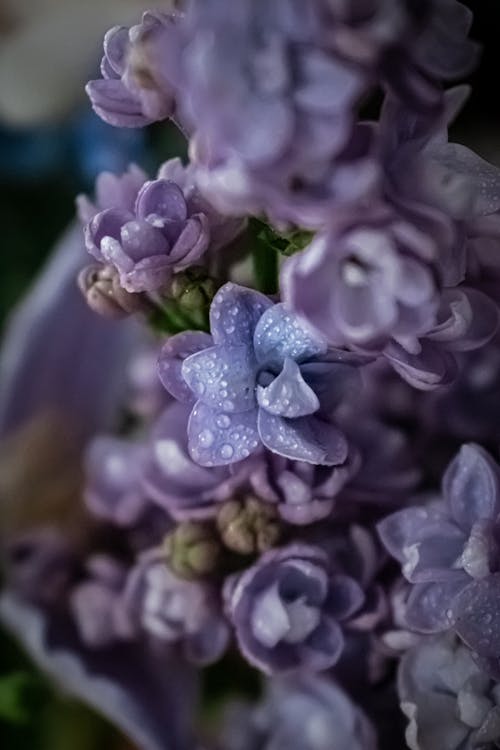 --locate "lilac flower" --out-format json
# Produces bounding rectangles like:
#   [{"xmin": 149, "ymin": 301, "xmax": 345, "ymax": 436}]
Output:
[
  {"xmin": 84, "ymin": 435, "xmax": 150, "ymax": 526},
  {"xmin": 70, "ymin": 556, "xmax": 134, "ymax": 648},
  {"xmin": 125, "ymin": 548, "xmax": 229, "ymax": 665},
  {"xmin": 82, "ymin": 157, "xmax": 244, "ymax": 294},
  {"xmin": 283, "ymin": 208, "xmax": 499, "ymax": 390},
  {"xmin": 87, "ymin": 11, "xmax": 180, "ymax": 128},
  {"xmin": 77, "ymin": 163, "xmax": 147, "ymax": 223},
  {"xmin": 85, "ymin": 177, "xmax": 209, "ymax": 293},
  {"xmin": 247, "ymin": 448, "xmax": 360, "ymax": 525},
  {"xmin": 220, "ymin": 674, "xmax": 376, "ymax": 750},
  {"xmin": 398, "ymin": 634, "xmax": 500, "ymax": 750},
  {"xmin": 378, "ymin": 444, "xmax": 500, "ymax": 665},
  {"xmin": 224, "ymin": 544, "xmax": 364, "ymax": 673},
  {"xmin": 141, "ymin": 401, "xmax": 250, "ymax": 520},
  {"xmin": 179, "ymin": 0, "xmax": 380, "ymax": 226},
  {"xmin": 159, "ymin": 283, "xmax": 362, "ymax": 467}
]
